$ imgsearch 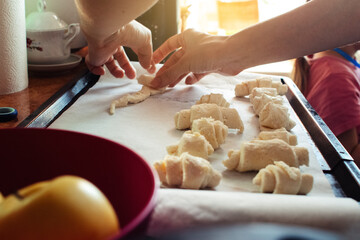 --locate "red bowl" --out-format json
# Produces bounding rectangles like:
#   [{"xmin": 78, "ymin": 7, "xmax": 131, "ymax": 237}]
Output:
[{"xmin": 0, "ymin": 128, "xmax": 159, "ymax": 239}]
